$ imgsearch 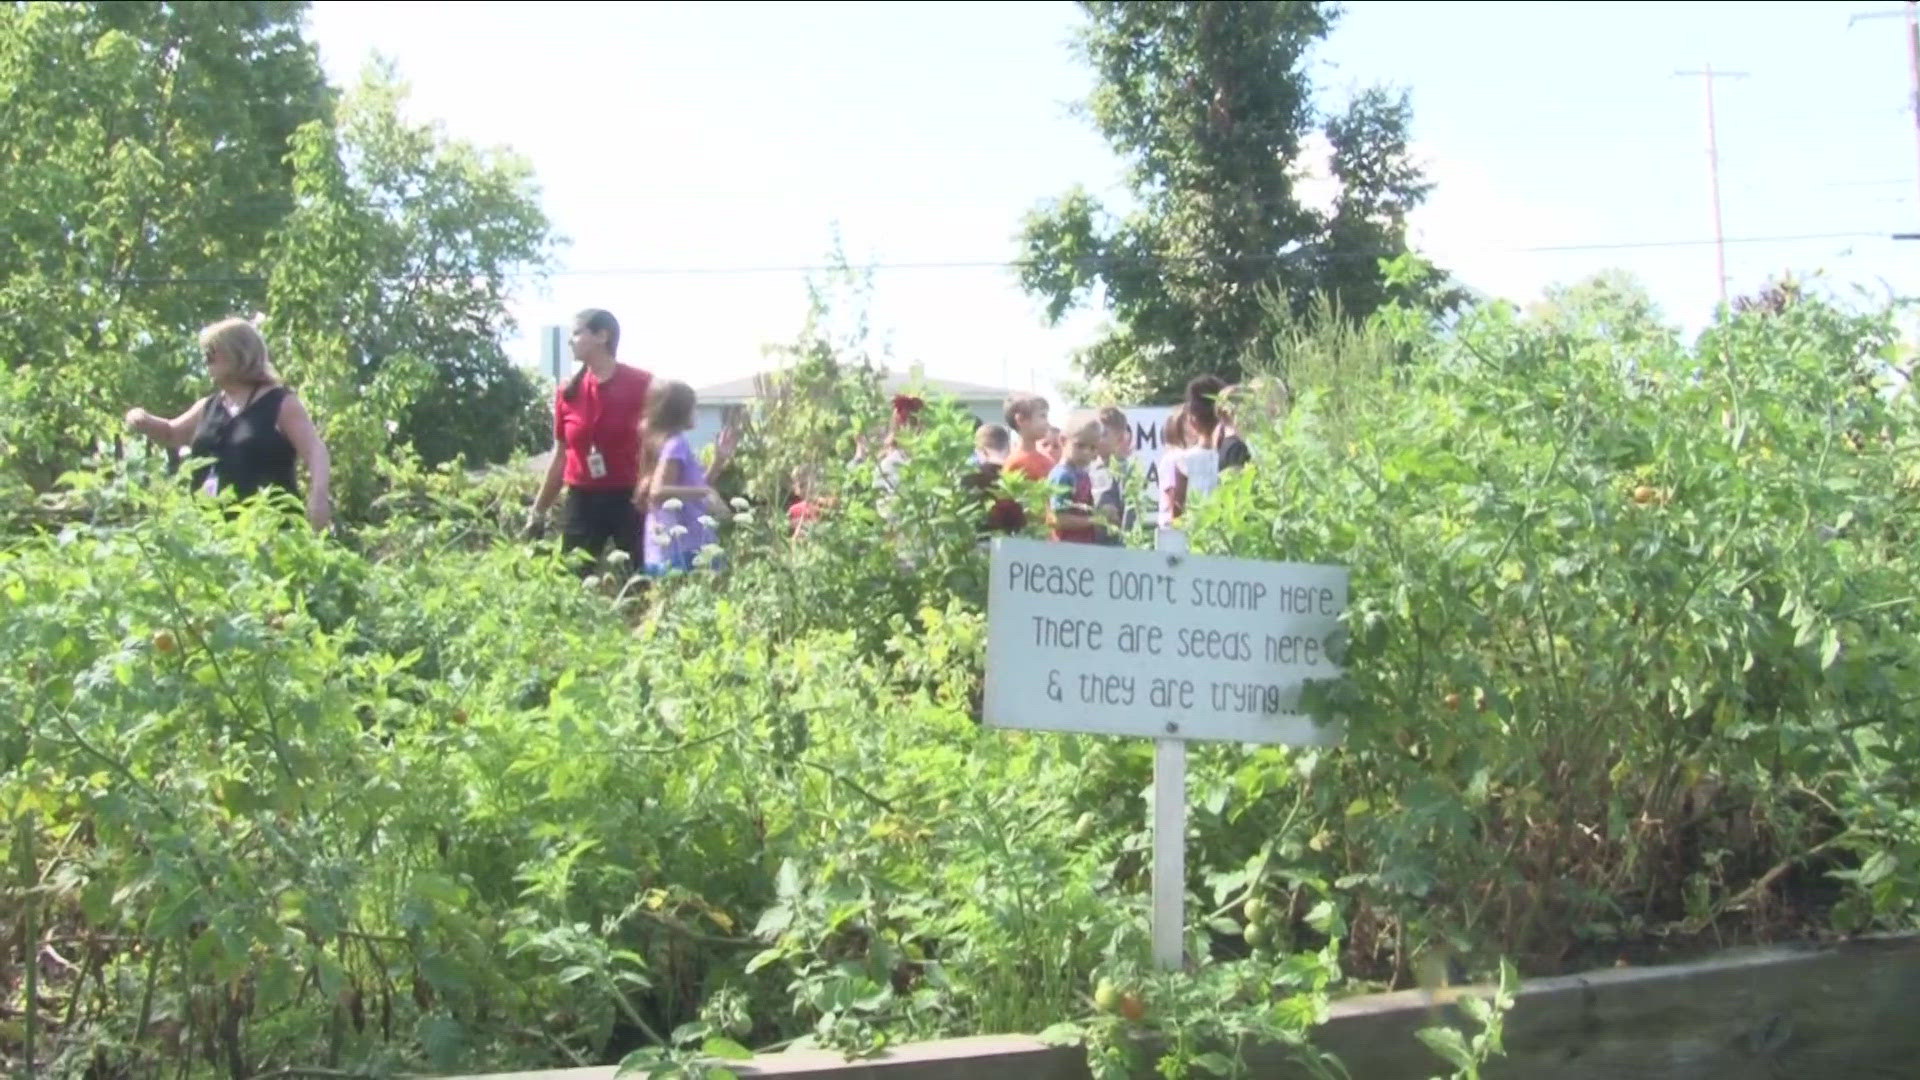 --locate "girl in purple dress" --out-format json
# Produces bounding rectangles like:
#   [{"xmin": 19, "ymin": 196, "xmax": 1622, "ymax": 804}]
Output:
[{"xmin": 640, "ymin": 381, "xmax": 737, "ymax": 575}]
